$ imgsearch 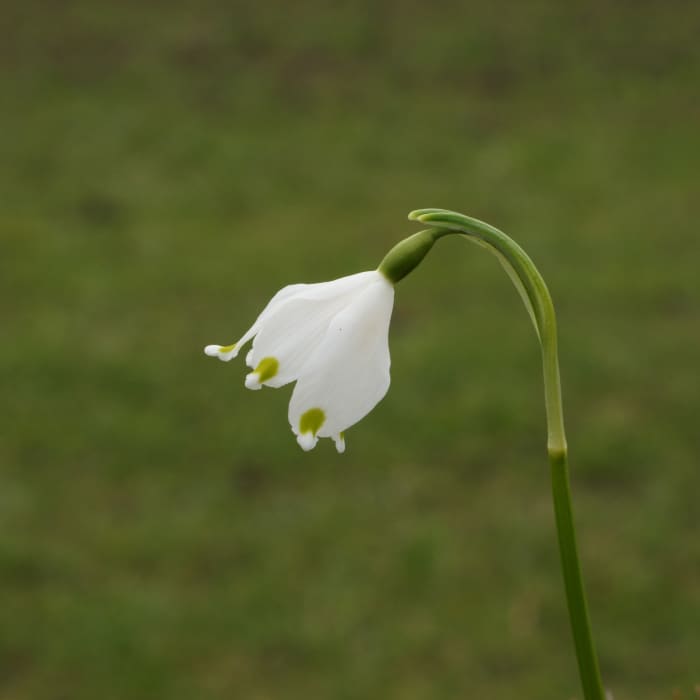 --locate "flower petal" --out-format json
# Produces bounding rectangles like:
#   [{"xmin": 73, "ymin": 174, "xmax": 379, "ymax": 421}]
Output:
[
  {"xmin": 204, "ymin": 271, "xmax": 380, "ymax": 371},
  {"xmin": 204, "ymin": 343, "xmax": 238, "ymax": 362},
  {"xmin": 288, "ymin": 276, "xmax": 394, "ymax": 443},
  {"xmin": 246, "ymin": 271, "xmax": 382, "ymax": 388},
  {"xmin": 333, "ymin": 433, "xmax": 346, "ymax": 454},
  {"xmin": 203, "ymin": 282, "xmax": 307, "ymax": 361}
]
